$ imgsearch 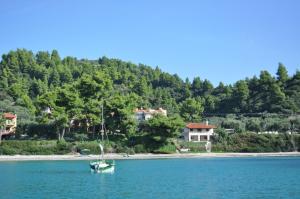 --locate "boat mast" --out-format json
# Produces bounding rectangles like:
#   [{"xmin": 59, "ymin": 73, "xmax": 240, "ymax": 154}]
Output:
[
  {"xmin": 99, "ymin": 144, "xmax": 104, "ymax": 160},
  {"xmin": 101, "ymin": 103, "xmax": 104, "ymax": 142}
]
